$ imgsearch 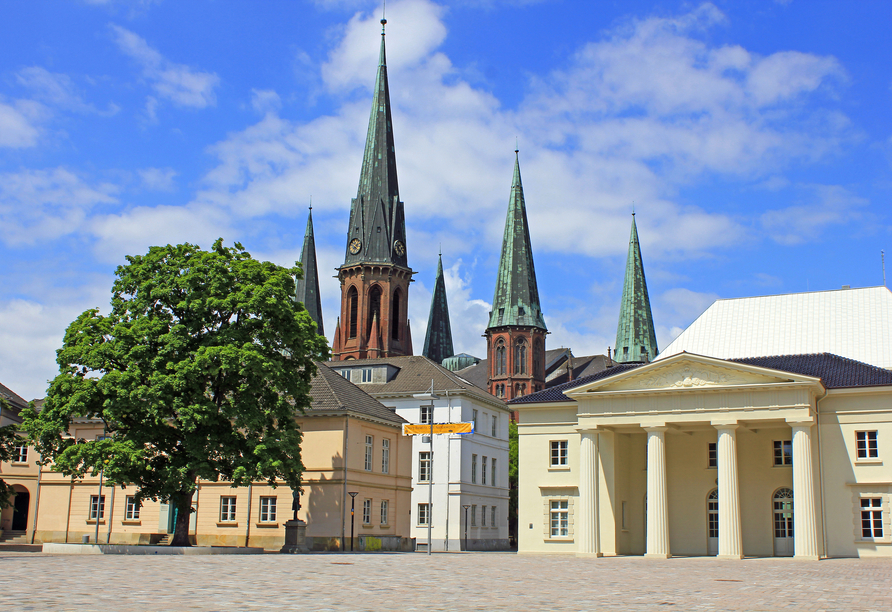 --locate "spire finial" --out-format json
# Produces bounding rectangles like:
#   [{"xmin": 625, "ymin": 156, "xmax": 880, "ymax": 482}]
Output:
[
  {"xmin": 515, "ymin": 136, "xmax": 519, "ymax": 154},
  {"xmin": 632, "ymin": 201, "xmax": 635, "ymax": 216},
  {"xmin": 381, "ymin": 0, "xmax": 387, "ymax": 33},
  {"xmin": 309, "ymin": 195, "xmax": 312, "ymax": 211}
]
